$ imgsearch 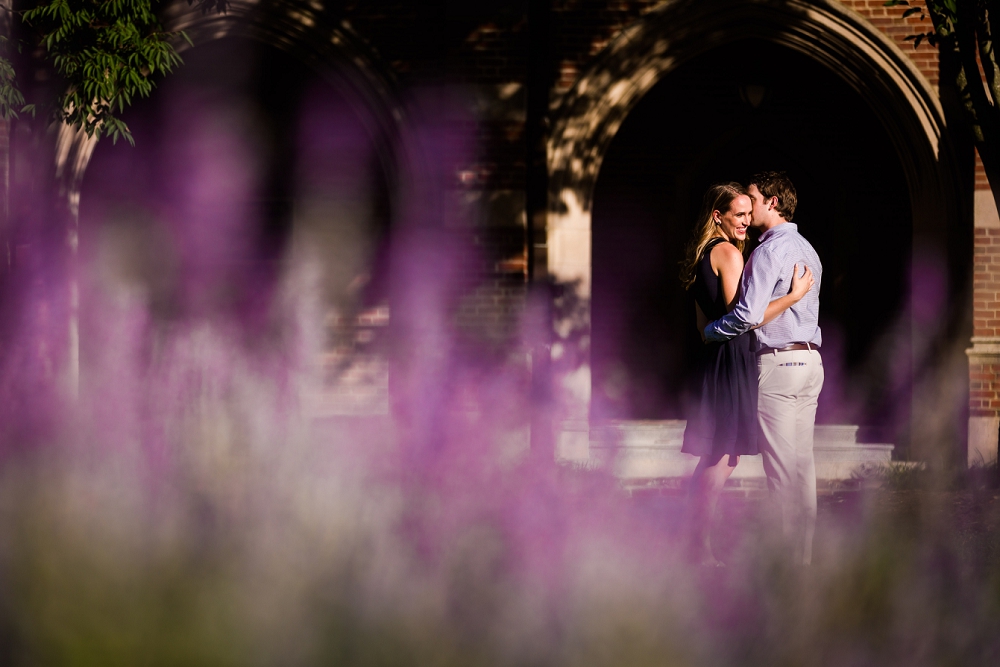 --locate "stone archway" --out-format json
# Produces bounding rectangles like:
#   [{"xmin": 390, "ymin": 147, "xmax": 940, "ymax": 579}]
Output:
[
  {"xmin": 56, "ymin": 0, "xmax": 411, "ymax": 397},
  {"xmin": 58, "ymin": 0, "xmax": 410, "ymax": 214},
  {"xmin": 545, "ymin": 0, "xmax": 966, "ymax": 462}
]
